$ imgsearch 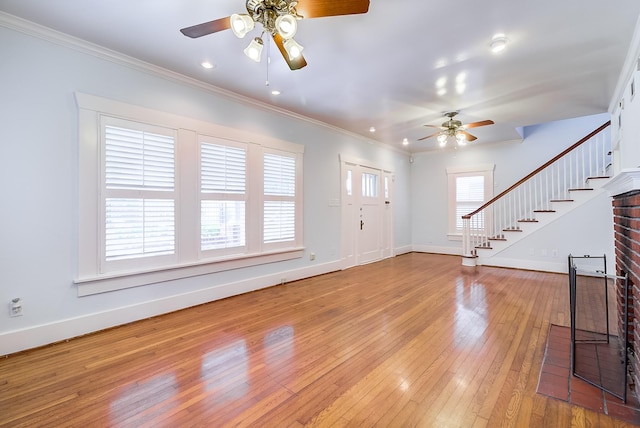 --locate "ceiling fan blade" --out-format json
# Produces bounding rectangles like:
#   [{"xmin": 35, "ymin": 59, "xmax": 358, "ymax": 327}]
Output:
[
  {"xmin": 417, "ymin": 132, "xmax": 442, "ymax": 141},
  {"xmin": 464, "ymin": 120, "xmax": 494, "ymax": 129},
  {"xmin": 295, "ymin": 0, "xmax": 370, "ymax": 18},
  {"xmin": 180, "ymin": 17, "xmax": 231, "ymax": 38},
  {"xmin": 423, "ymin": 124, "xmax": 444, "ymax": 129},
  {"xmin": 273, "ymin": 33, "xmax": 308, "ymax": 70},
  {"xmin": 460, "ymin": 131, "xmax": 478, "ymax": 142}
]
